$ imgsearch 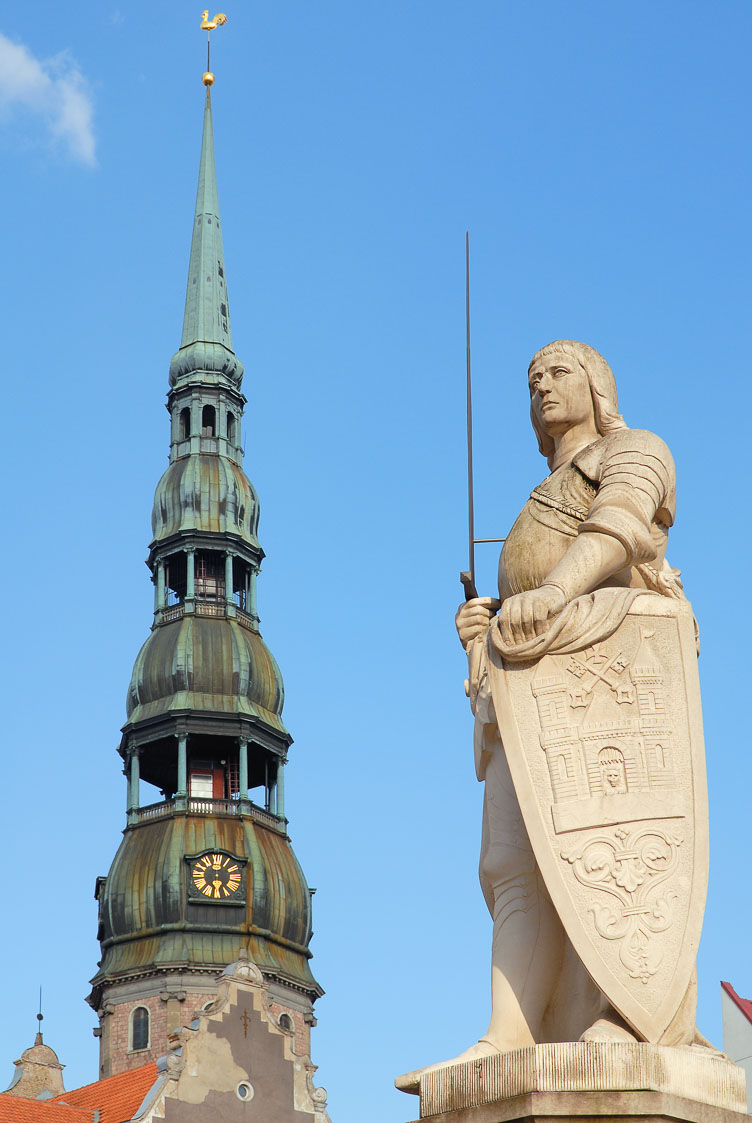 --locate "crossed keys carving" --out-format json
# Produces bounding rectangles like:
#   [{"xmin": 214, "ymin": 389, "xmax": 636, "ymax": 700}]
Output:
[
  {"xmin": 567, "ymin": 642, "xmax": 635, "ymax": 708},
  {"xmin": 562, "ymin": 826, "xmax": 682, "ymax": 984}
]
